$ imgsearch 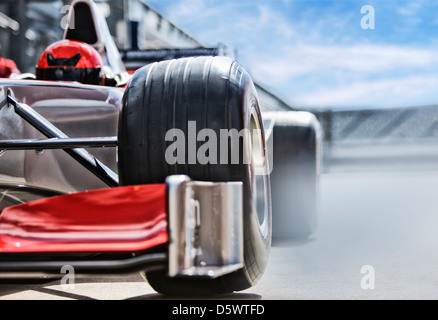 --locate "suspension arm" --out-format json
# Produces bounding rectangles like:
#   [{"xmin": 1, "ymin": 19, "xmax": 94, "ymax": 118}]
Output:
[{"xmin": 5, "ymin": 94, "xmax": 119, "ymax": 187}]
